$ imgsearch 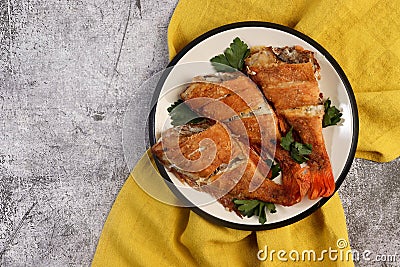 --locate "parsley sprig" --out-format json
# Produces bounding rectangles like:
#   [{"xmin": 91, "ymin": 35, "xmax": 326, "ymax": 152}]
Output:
[
  {"xmin": 210, "ymin": 37, "xmax": 250, "ymax": 72},
  {"xmin": 280, "ymin": 127, "xmax": 312, "ymax": 164},
  {"xmin": 233, "ymin": 199, "xmax": 276, "ymax": 225},
  {"xmin": 322, "ymin": 98, "xmax": 342, "ymax": 128},
  {"xmin": 265, "ymin": 159, "xmax": 281, "ymax": 179},
  {"xmin": 167, "ymin": 99, "xmax": 205, "ymax": 126}
]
